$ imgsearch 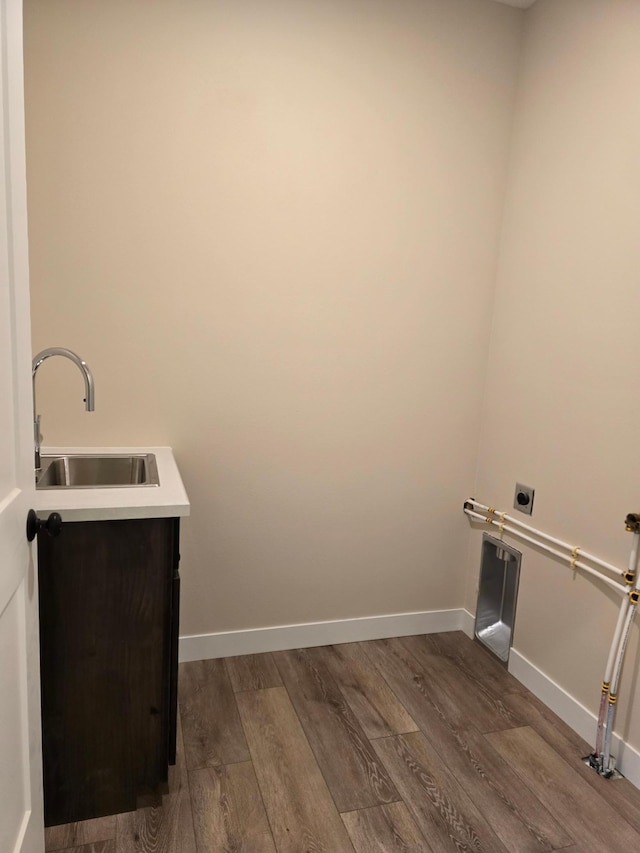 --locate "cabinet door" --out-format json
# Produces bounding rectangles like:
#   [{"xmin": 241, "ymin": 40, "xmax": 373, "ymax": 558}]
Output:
[{"xmin": 38, "ymin": 518, "xmax": 174, "ymax": 825}]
